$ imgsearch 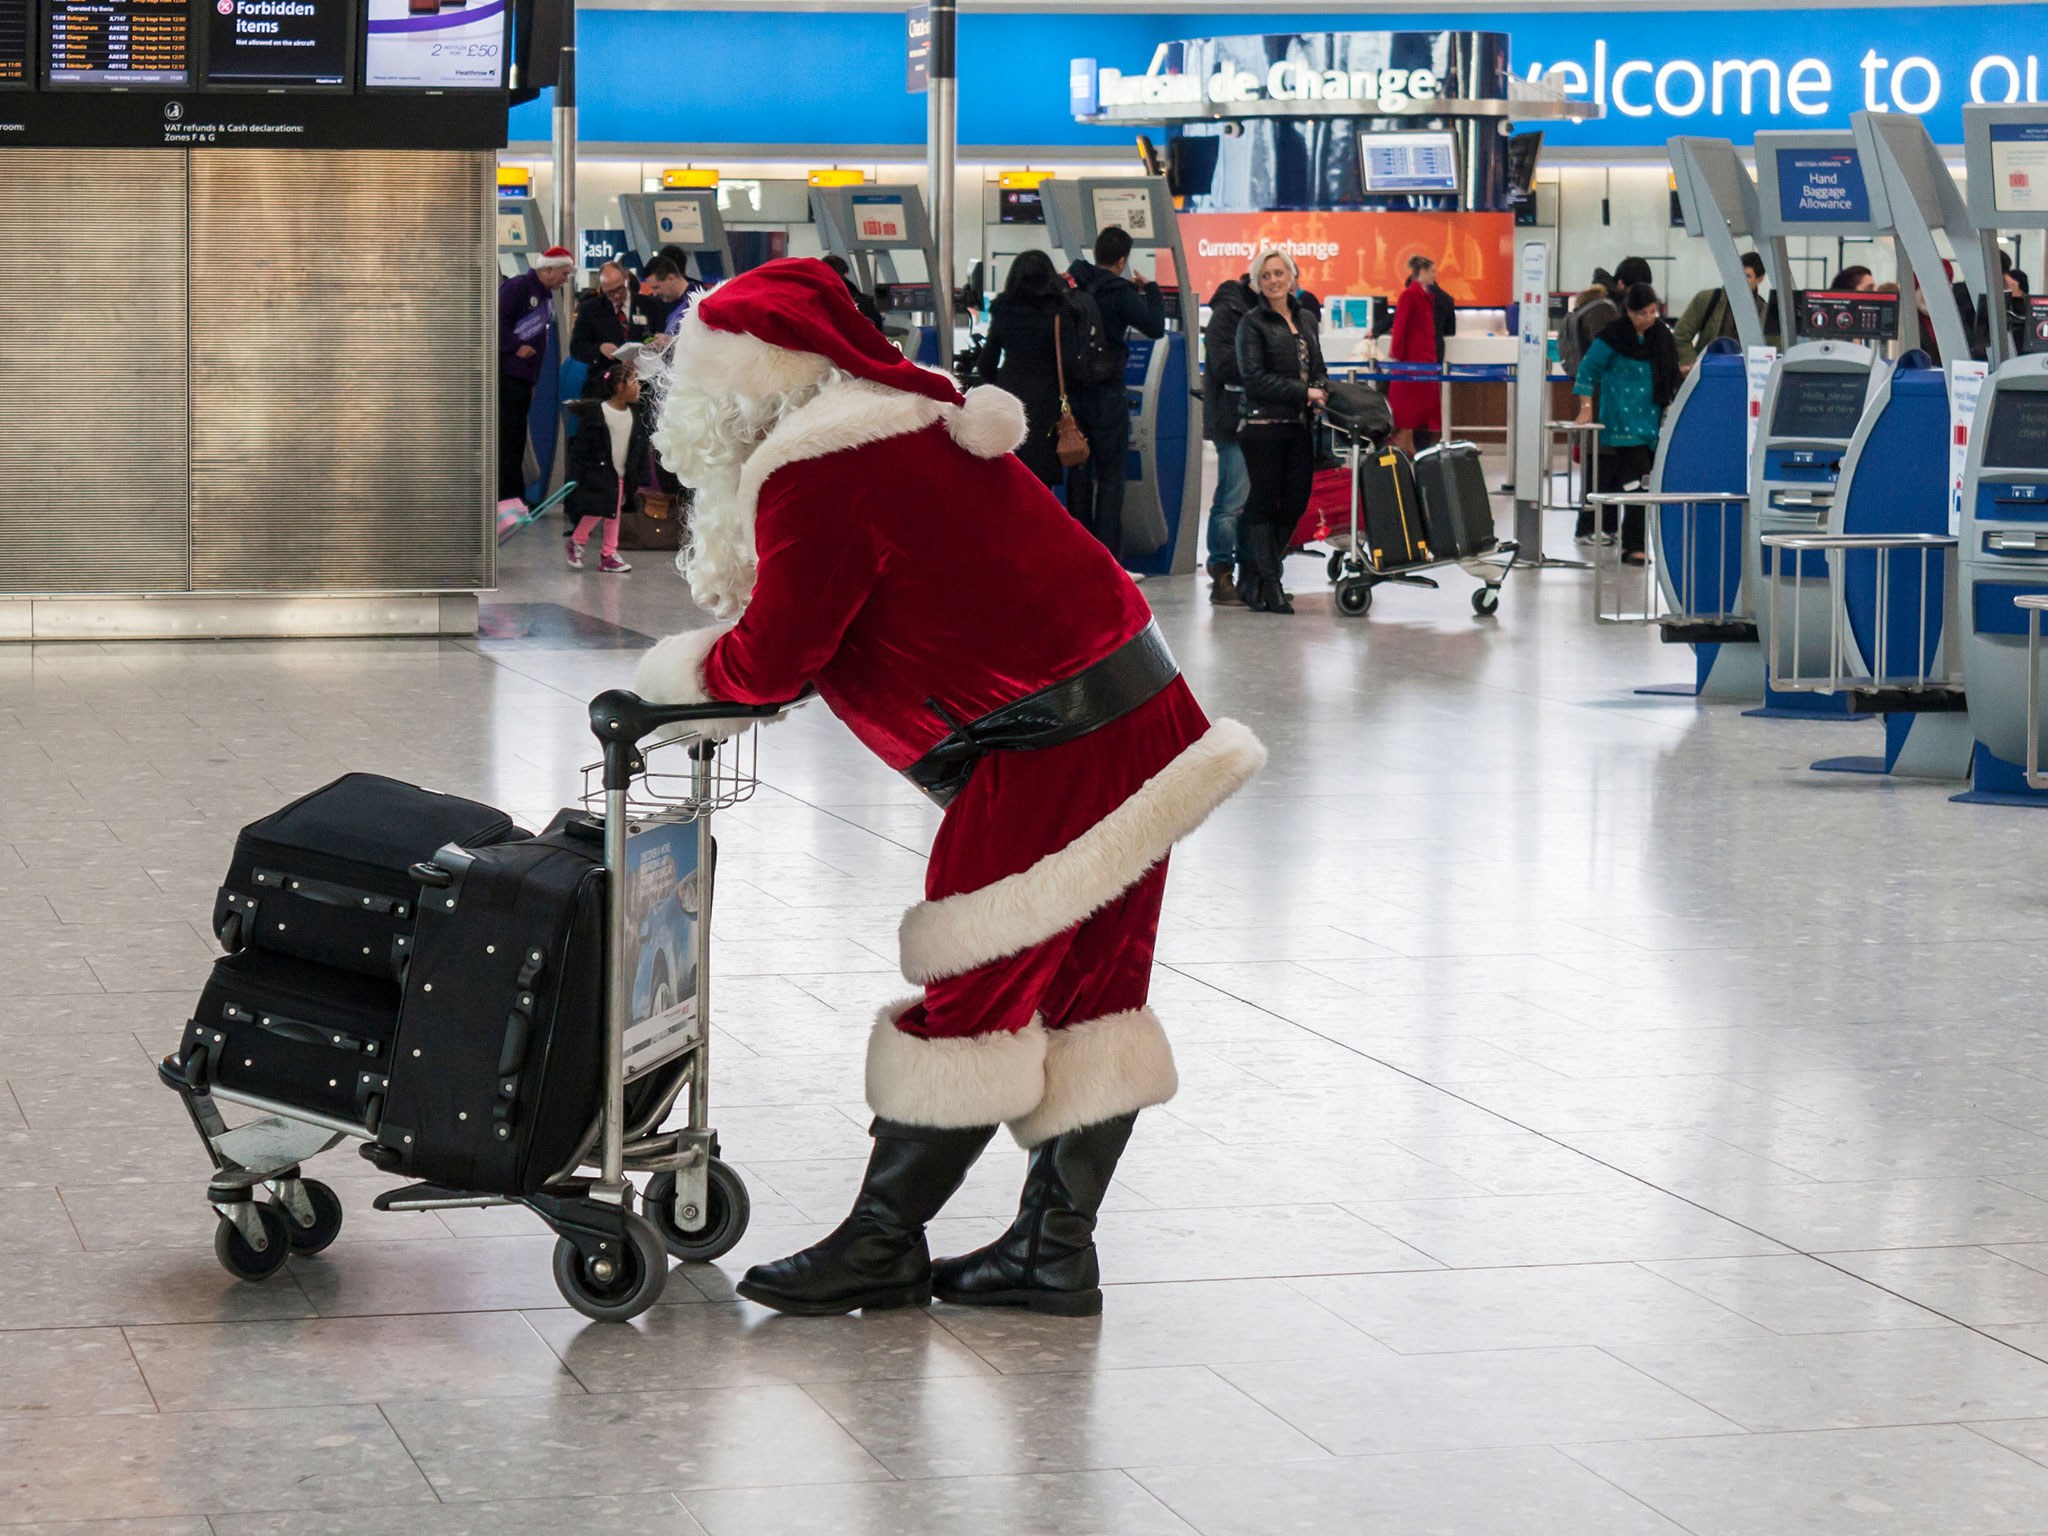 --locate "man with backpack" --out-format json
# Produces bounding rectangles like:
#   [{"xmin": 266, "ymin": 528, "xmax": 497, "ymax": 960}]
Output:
[{"xmin": 1066, "ymin": 226, "xmax": 1167, "ymax": 565}]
